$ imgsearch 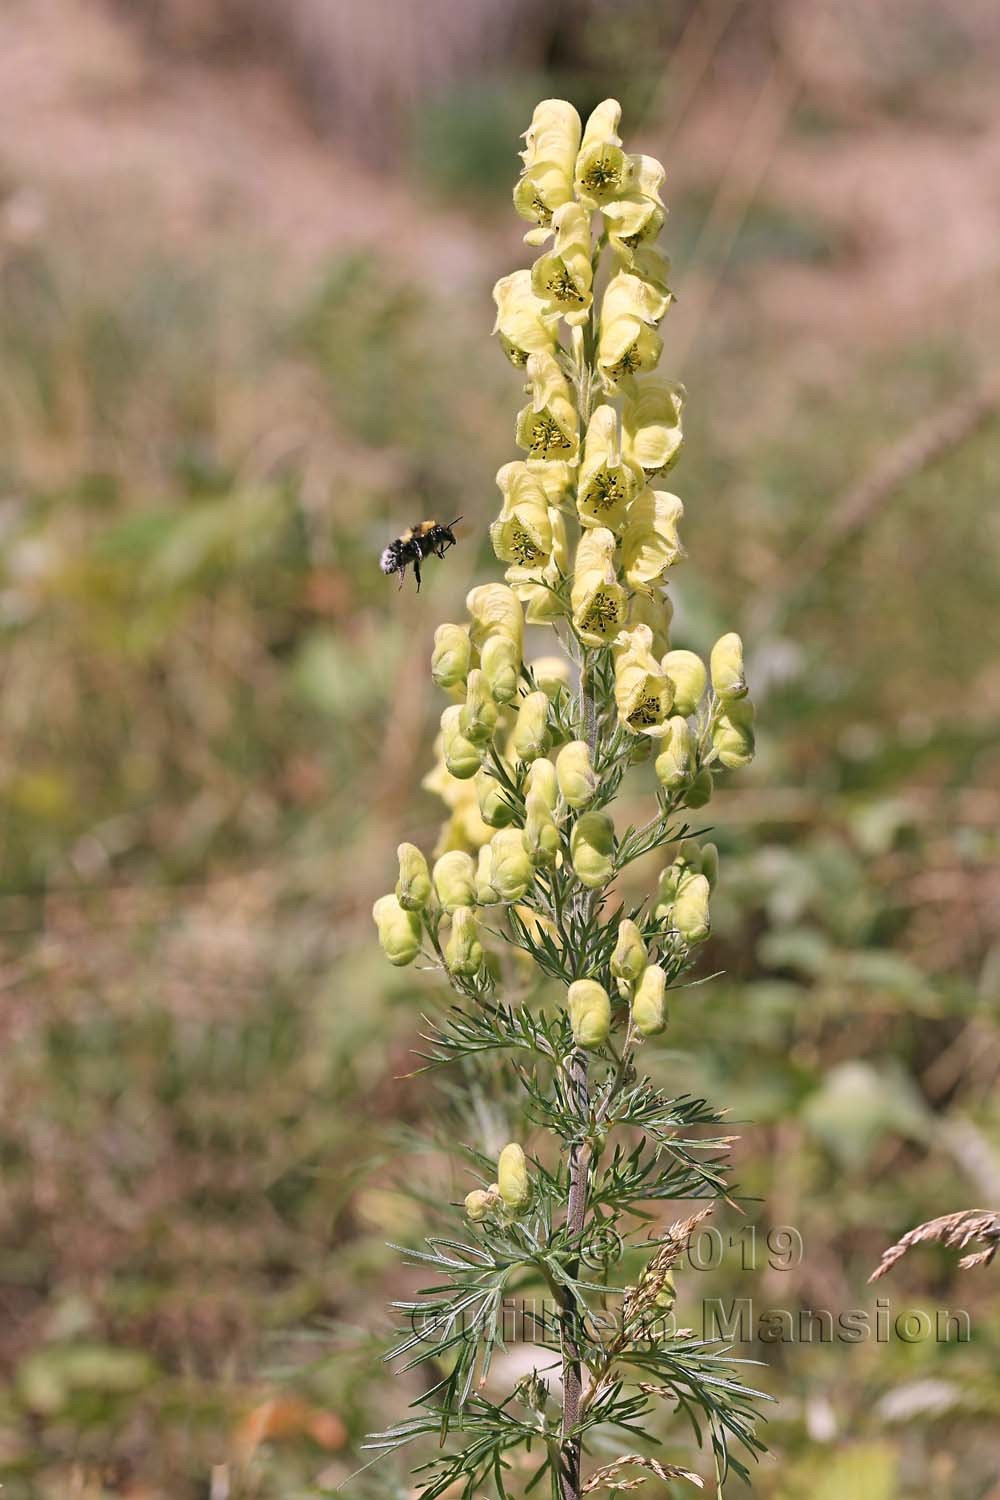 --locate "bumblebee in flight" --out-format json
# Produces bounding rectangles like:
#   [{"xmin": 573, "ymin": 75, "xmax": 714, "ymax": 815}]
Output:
[{"xmin": 380, "ymin": 517, "xmax": 462, "ymax": 591}]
